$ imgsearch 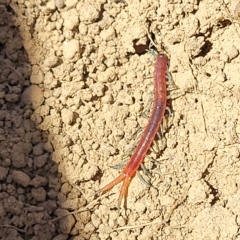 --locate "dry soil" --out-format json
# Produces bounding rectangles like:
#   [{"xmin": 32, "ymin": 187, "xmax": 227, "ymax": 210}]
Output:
[{"xmin": 0, "ymin": 0, "xmax": 240, "ymax": 240}]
